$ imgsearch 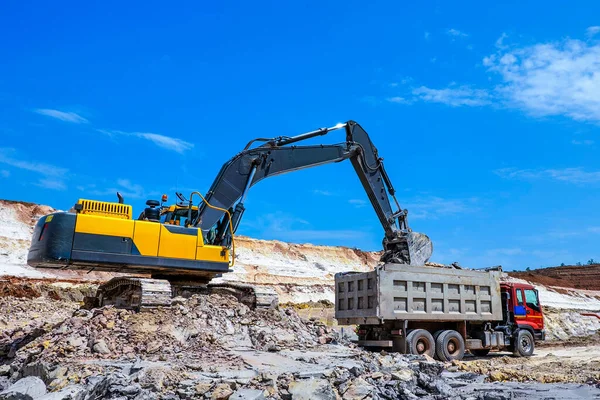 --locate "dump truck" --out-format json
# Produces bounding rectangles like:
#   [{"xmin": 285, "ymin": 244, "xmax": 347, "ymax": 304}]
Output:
[{"xmin": 335, "ymin": 263, "xmax": 545, "ymax": 360}]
